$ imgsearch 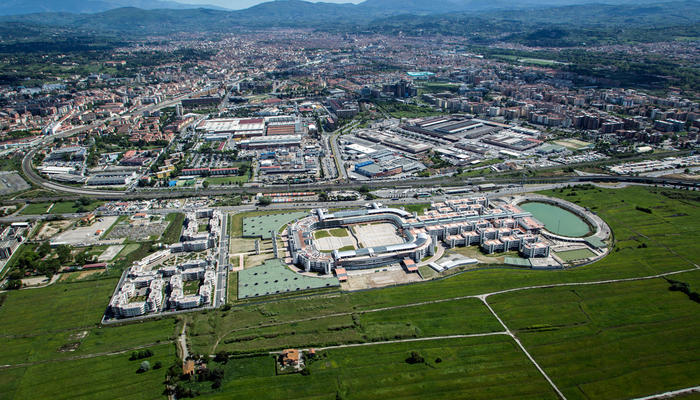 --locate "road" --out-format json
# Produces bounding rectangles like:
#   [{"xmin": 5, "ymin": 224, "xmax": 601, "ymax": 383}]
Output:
[
  {"xmin": 19, "ymin": 86, "xmax": 221, "ymax": 198},
  {"xmin": 214, "ymin": 212, "xmax": 229, "ymax": 308}
]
